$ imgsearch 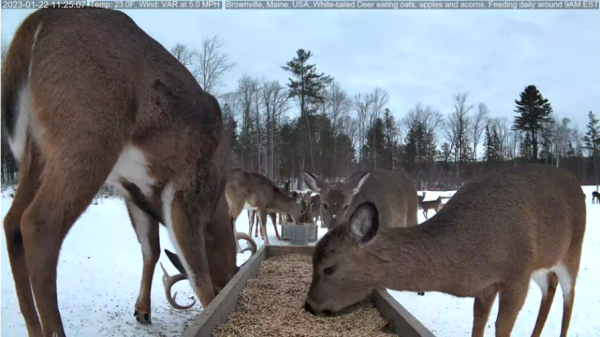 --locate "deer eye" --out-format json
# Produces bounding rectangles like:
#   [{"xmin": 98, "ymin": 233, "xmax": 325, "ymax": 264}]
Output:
[
  {"xmin": 322, "ymin": 203, "xmax": 328, "ymax": 210},
  {"xmin": 324, "ymin": 267, "xmax": 334, "ymax": 275},
  {"xmin": 343, "ymin": 205, "xmax": 348, "ymax": 210}
]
